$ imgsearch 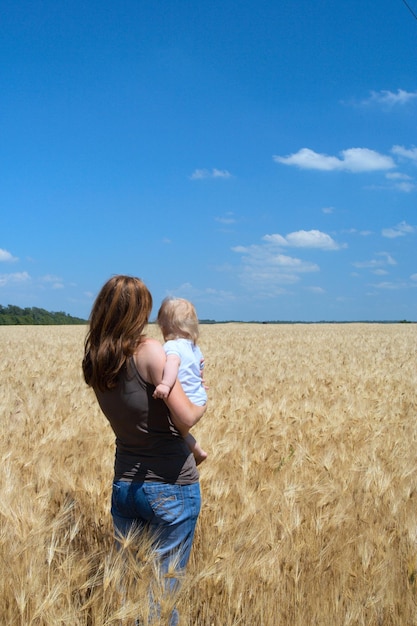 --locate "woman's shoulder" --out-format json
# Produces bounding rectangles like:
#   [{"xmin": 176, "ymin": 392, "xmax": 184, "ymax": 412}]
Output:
[
  {"xmin": 137, "ymin": 337, "xmax": 164, "ymax": 356},
  {"xmin": 142, "ymin": 337, "xmax": 162, "ymax": 347},
  {"xmin": 134, "ymin": 337, "xmax": 165, "ymax": 385}
]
